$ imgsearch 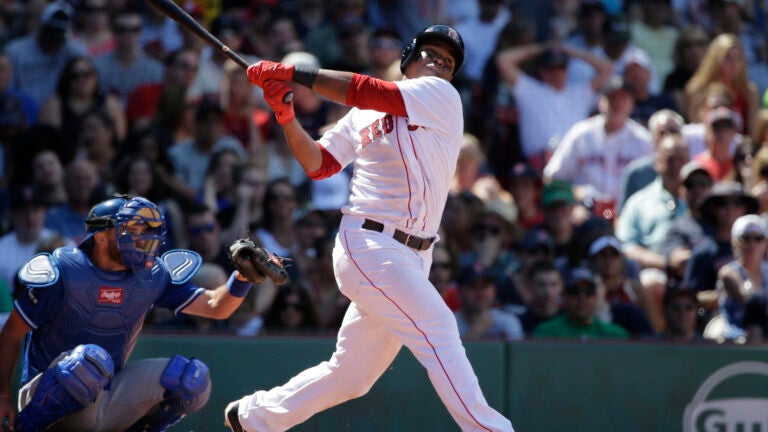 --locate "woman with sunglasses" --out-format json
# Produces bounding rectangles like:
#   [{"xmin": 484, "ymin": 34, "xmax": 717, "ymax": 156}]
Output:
[{"xmin": 714, "ymin": 214, "xmax": 768, "ymax": 342}]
